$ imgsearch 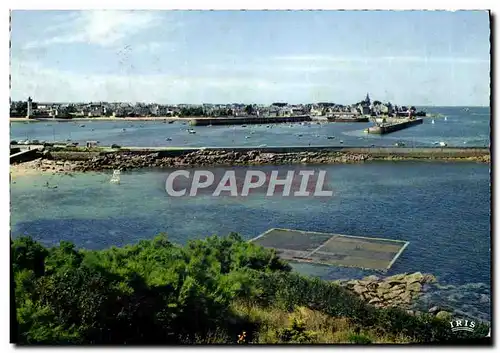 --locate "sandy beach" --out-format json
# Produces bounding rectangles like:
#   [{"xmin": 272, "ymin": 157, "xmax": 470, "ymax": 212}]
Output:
[{"xmin": 10, "ymin": 159, "xmax": 79, "ymax": 180}]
